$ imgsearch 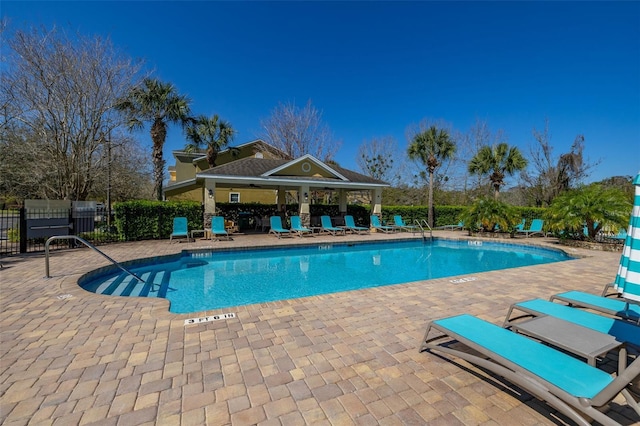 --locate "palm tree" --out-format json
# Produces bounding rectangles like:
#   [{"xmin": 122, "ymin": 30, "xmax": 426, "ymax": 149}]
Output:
[
  {"xmin": 184, "ymin": 114, "xmax": 236, "ymax": 168},
  {"xmin": 117, "ymin": 78, "xmax": 191, "ymax": 200},
  {"xmin": 407, "ymin": 126, "xmax": 456, "ymax": 227},
  {"xmin": 468, "ymin": 142, "xmax": 528, "ymax": 199},
  {"xmin": 545, "ymin": 184, "xmax": 631, "ymax": 240}
]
